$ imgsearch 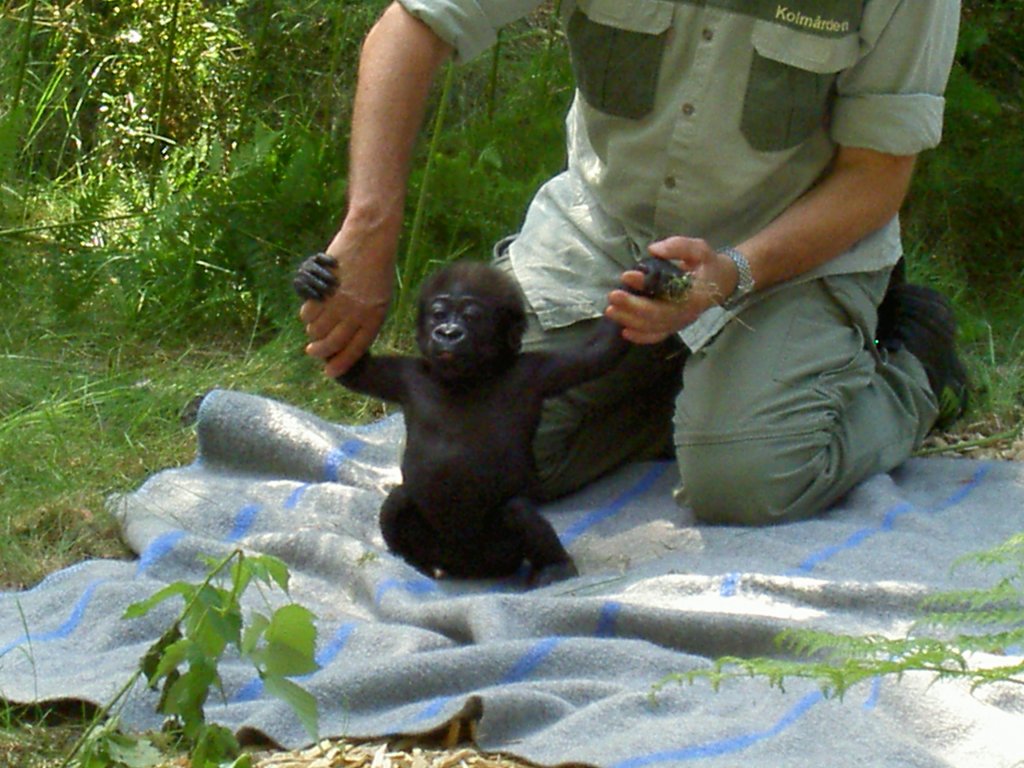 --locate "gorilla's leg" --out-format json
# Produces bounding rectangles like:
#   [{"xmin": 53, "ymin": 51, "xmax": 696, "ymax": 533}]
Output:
[
  {"xmin": 379, "ymin": 485, "xmax": 443, "ymax": 576},
  {"xmin": 501, "ymin": 497, "xmax": 578, "ymax": 586}
]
